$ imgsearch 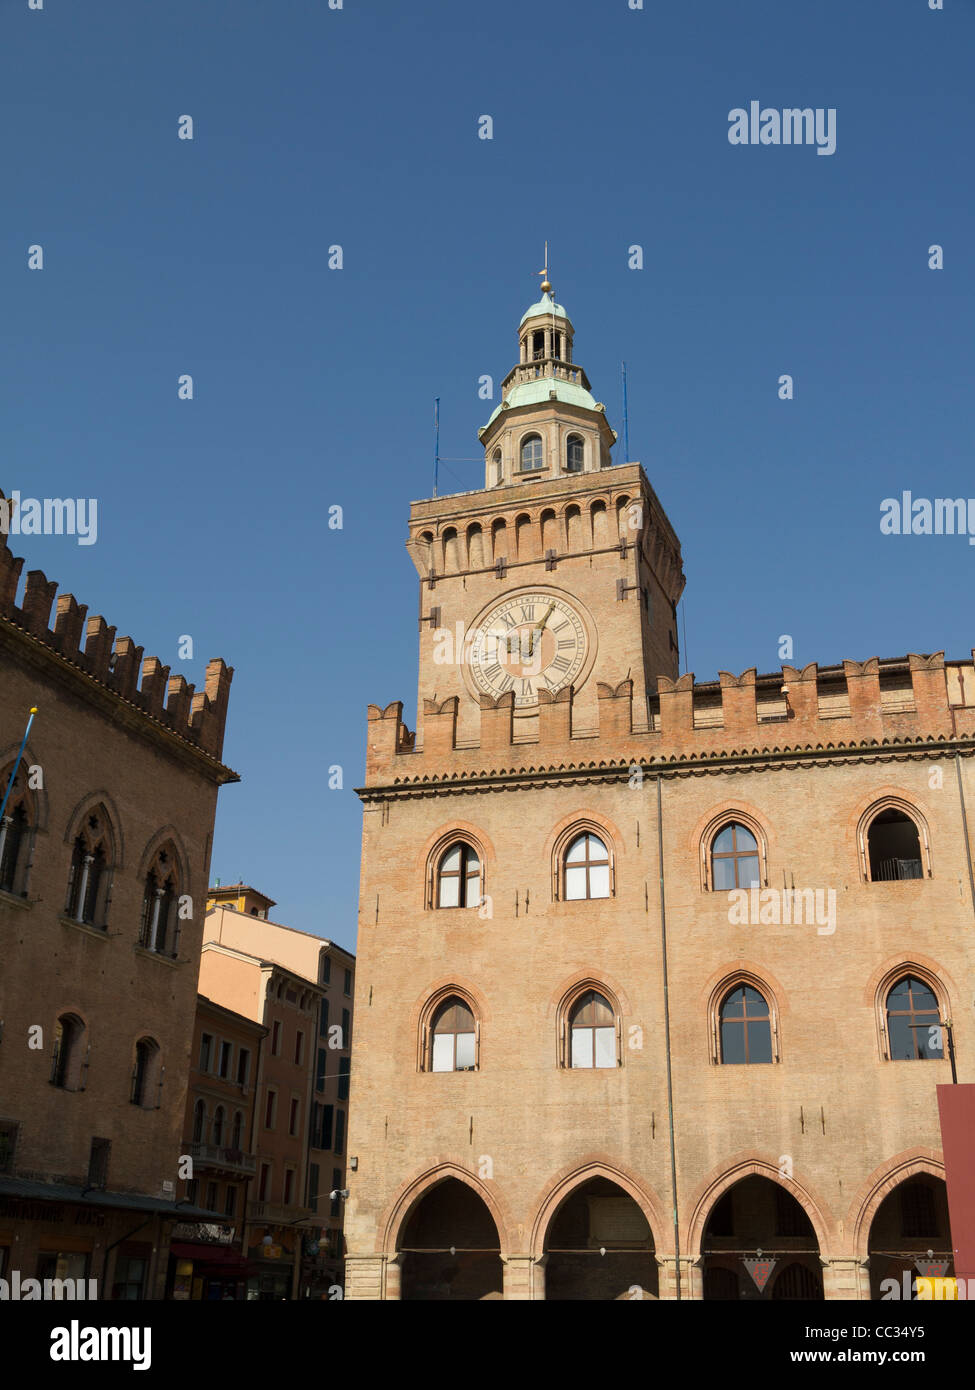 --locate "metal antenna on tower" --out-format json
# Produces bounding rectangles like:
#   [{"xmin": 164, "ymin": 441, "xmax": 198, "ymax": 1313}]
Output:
[
  {"xmin": 621, "ymin": 361, "xmax": 630, "ymax": 464},
  {"xmin": 433, "ymin": 396, "xmax": 440, "ymax": 497}
]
